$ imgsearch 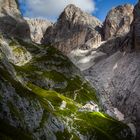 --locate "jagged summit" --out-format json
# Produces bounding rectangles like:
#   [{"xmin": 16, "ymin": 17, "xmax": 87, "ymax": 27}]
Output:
[
  {"xmin": 120, "ymin": 1, "xmax": 140, "ymax": 51},
  {"xmin": 0, "ymin": 0, "xmax": 20, "ymax": 16},
  {"xmin": 58, "ymin": 4, "xmax": 101, "ymax": 27},
  {"xmin": 64, "ymin": 4, "xmax": 79, "ymax": 10},
  {"xmin": 61, "ymin": 4, "xmax": 81, "ymax": 14},
  {"xmin": 25, "ymin": 18, "xmax": 52, "ymax": 43},
  {"xmin": 42, "ymin": 4, "xmax": 102, "ymax": 54},
  {"xmin": 104, "ymin": 4, "xmax": 134, "ymax": 40}
]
